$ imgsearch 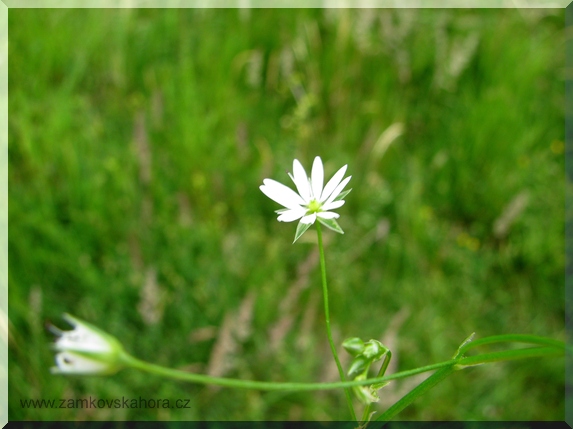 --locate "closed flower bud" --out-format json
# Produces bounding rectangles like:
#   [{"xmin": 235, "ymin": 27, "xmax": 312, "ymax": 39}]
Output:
[
  {"xmin": 49, "ymin": 314, "xmax": 127, "ymax": 375},
  {"xmin": 342, "ymin": 337, "xmax": 365, "ymax": 356},
  {"xmin": 363, "ymin": 340, "xmax": 387, "ymax": 360}
]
